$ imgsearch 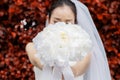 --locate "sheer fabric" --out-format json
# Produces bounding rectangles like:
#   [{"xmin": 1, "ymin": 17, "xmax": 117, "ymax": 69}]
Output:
[
  {"xmin": 34, "ymin": 61, "xmax": 84, "ymax": 80},
  {"xmin": 71, "ymin": 0, "xmax": 111, "ymax": 80}
]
